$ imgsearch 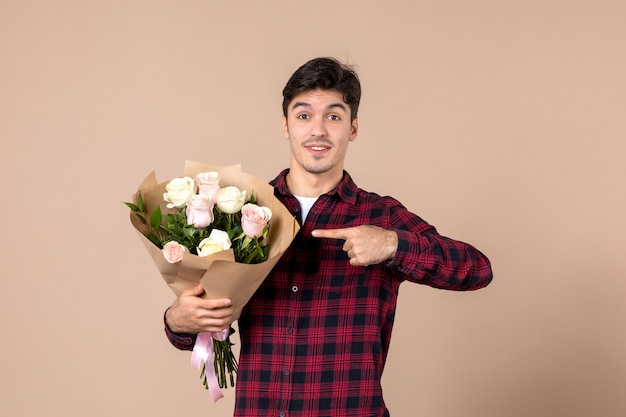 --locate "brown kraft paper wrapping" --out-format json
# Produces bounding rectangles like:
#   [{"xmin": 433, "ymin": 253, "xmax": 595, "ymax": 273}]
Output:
[{"xmin": 129, "ymin": 161, "xmax": 300, "ymax": 320}]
